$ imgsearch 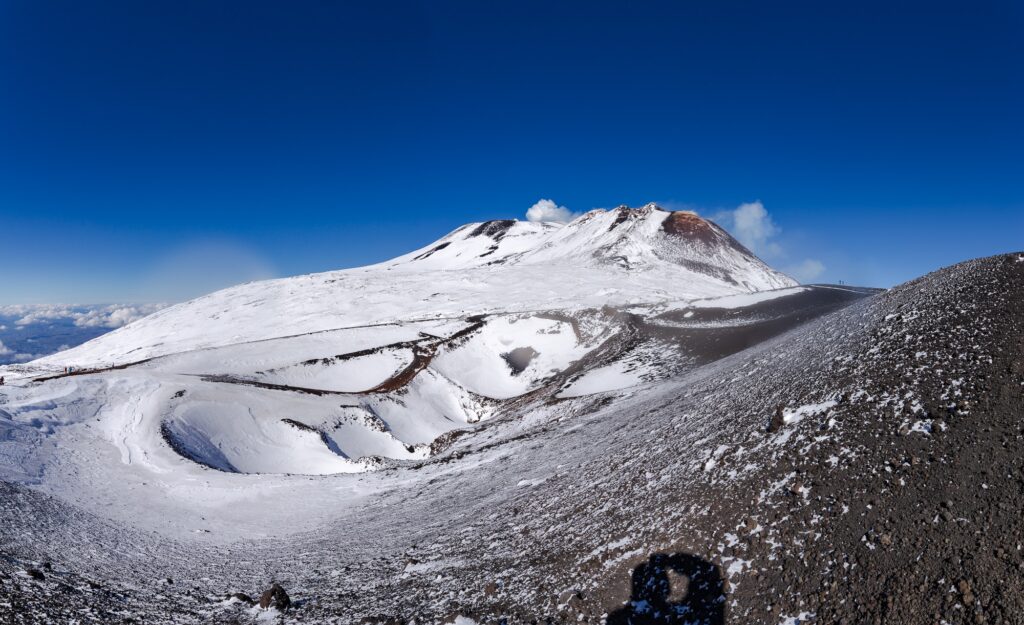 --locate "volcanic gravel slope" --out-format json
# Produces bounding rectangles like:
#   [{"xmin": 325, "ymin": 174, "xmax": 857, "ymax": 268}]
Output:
[{"xmin": 1, "ymin": 253, "xmax": 1023, "ymax": 625}]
